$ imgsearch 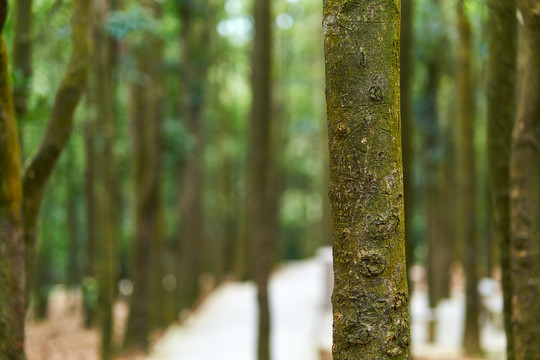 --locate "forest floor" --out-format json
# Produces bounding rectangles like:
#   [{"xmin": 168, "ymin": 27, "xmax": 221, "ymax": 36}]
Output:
[{"xmin": 26, "ymin": 254, "xmax": 505, "ymax": 360}]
